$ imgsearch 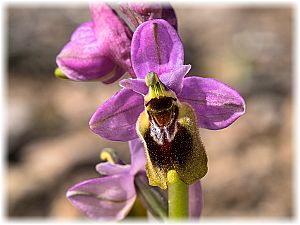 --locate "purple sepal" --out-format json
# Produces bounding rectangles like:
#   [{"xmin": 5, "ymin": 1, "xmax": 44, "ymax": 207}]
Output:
[
  {"xmin": 178, "ymin": 77, "xmax": 246, "ymax": 130},
  {"xmin": 89, "ymin": 88, "xmax": 144, "ymax": 141},
  {"xmin": 189, "ymin": 180, "xmax": 203, "ymax": 218},
  {"xmin": 131, "ymin": 19, "xmax": 184, "ymax": 79}
]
